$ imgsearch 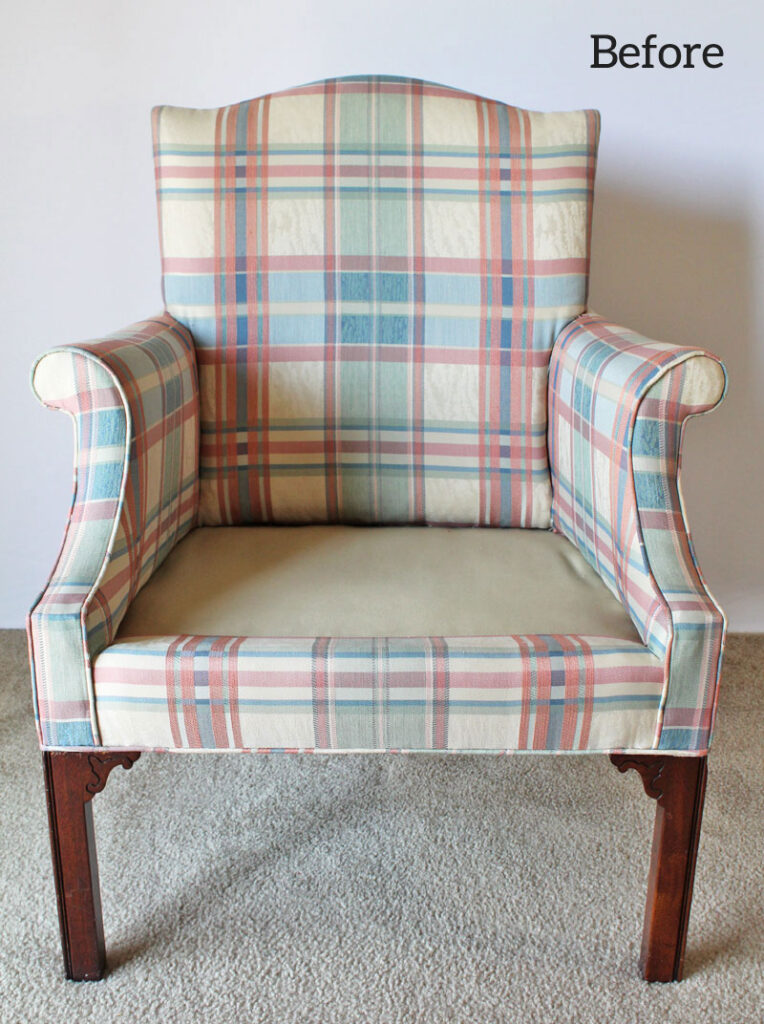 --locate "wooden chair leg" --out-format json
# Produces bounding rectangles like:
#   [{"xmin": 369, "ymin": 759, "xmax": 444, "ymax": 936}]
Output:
[
  {"xmin": 610, "ymin": 753, "xmax": 707, "ymax": 982},
  {"xmin": 43, "ymin": 750, "xmax": 140, "ymax": 981}
]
